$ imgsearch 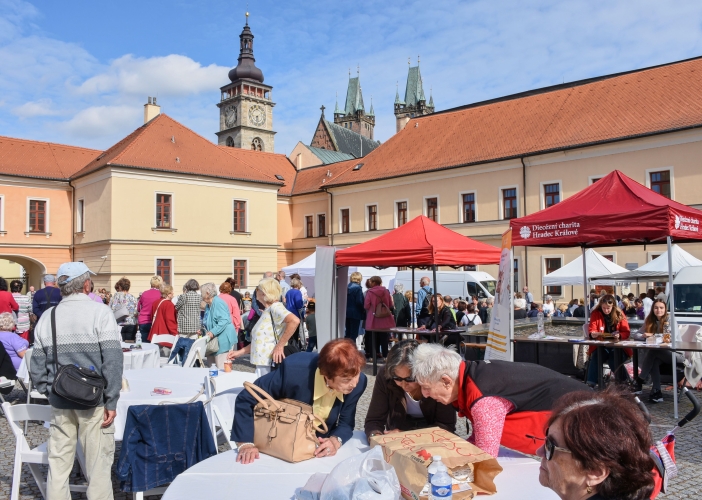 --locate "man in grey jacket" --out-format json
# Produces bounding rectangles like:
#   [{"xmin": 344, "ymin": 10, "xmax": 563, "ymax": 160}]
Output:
[{"xmin": 30, "ymin": 262, "xmax": 123, "ymax": 500}]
